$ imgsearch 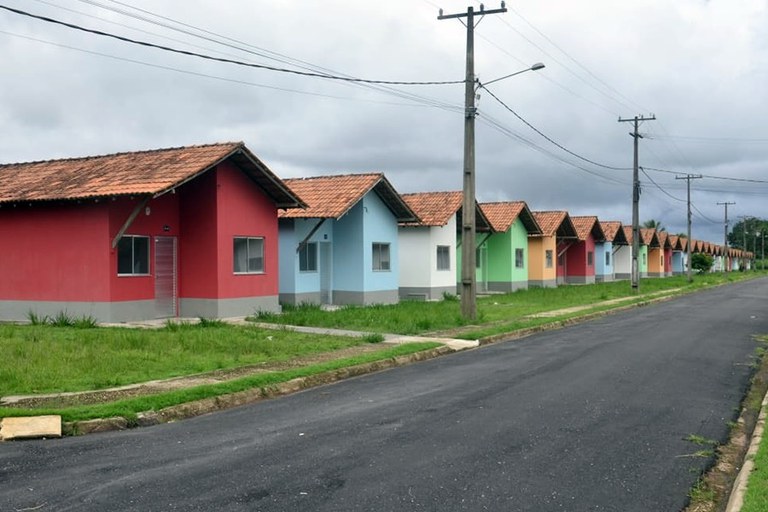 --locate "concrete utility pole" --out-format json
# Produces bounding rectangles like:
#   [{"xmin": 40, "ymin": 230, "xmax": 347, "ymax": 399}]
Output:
[
  {"xmin": 438, "ymin": 3, "xmax": 507, "ymax": 320},
  {"xmin": 738, "ymin": 215, "xmax": 751, "ymax": 270},
  {"xmin": 676, "ymin": 174, "xmax": 702, "ymax": 282},
  {"xmin": 717, "ymin": 201, "xmax": 735, "ymax": 272},
  {"xmin": 618, "ymin": 115, "xmax": 655, "ymax": 292}
]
